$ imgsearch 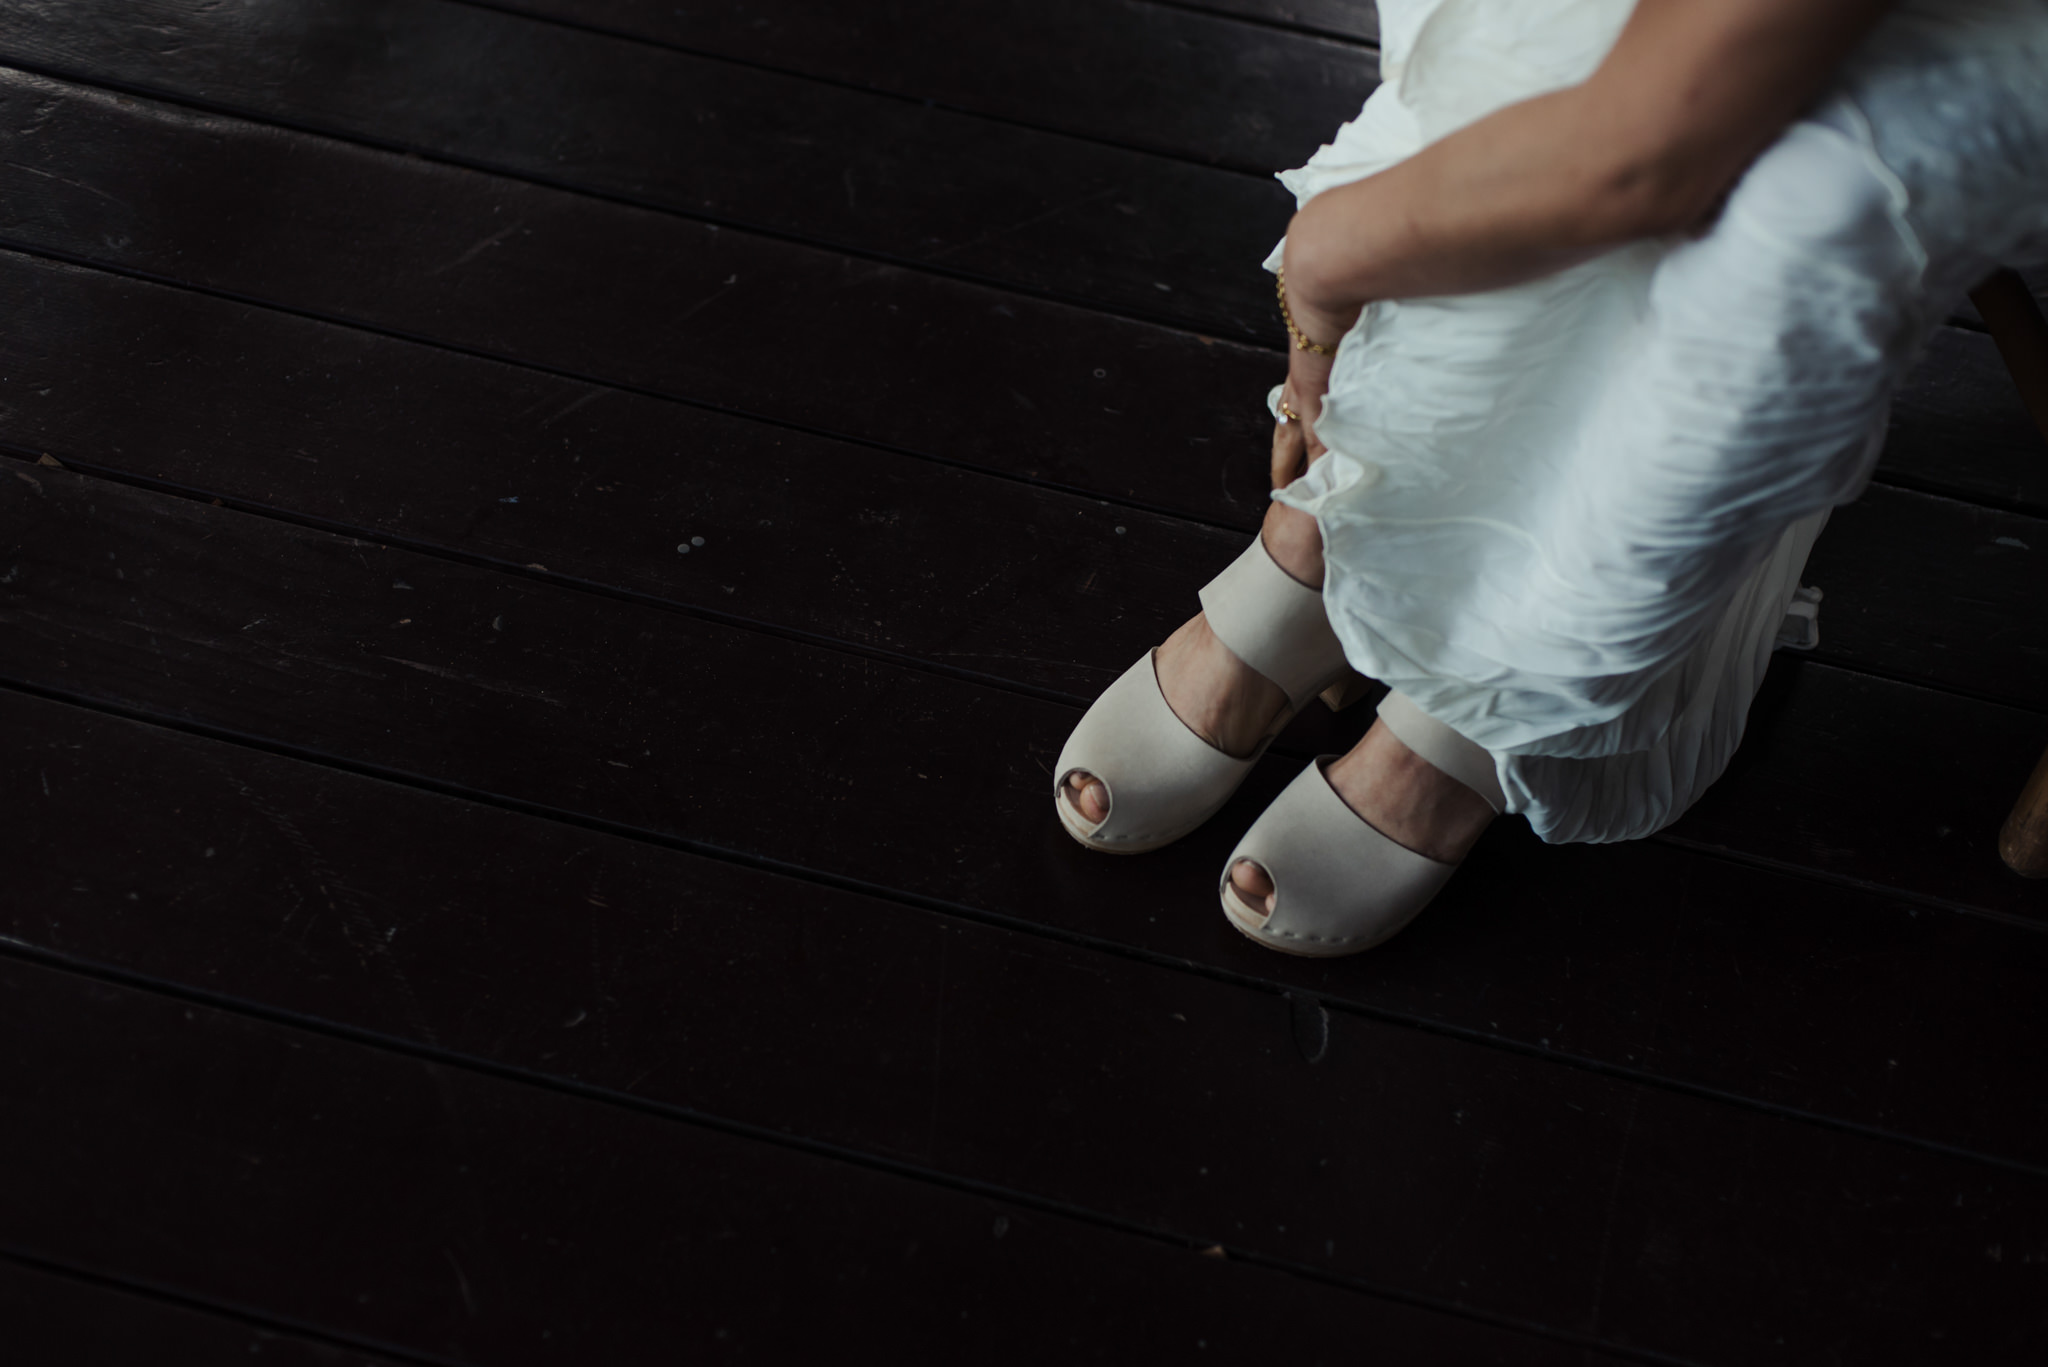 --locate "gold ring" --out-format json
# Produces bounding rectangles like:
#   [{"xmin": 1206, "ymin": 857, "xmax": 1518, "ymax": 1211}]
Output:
[{"xmin": 1276, "ymin": 398, "xmax": 1301, "ymax": 424}]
